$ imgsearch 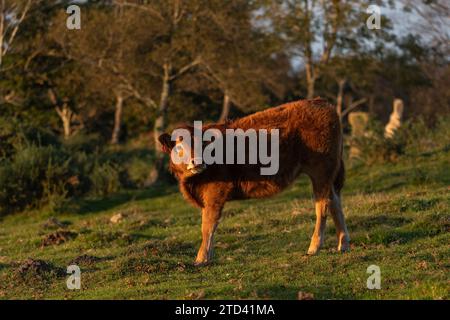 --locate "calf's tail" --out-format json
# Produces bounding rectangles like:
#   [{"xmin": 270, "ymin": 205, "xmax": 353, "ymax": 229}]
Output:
[
  {"xmin": 334, "ymin": 158, "xmax": 345, "ymax": 196},
  {"xmin": 334, "ymin": 123, "xmax": 345, "ymax": 196}
]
